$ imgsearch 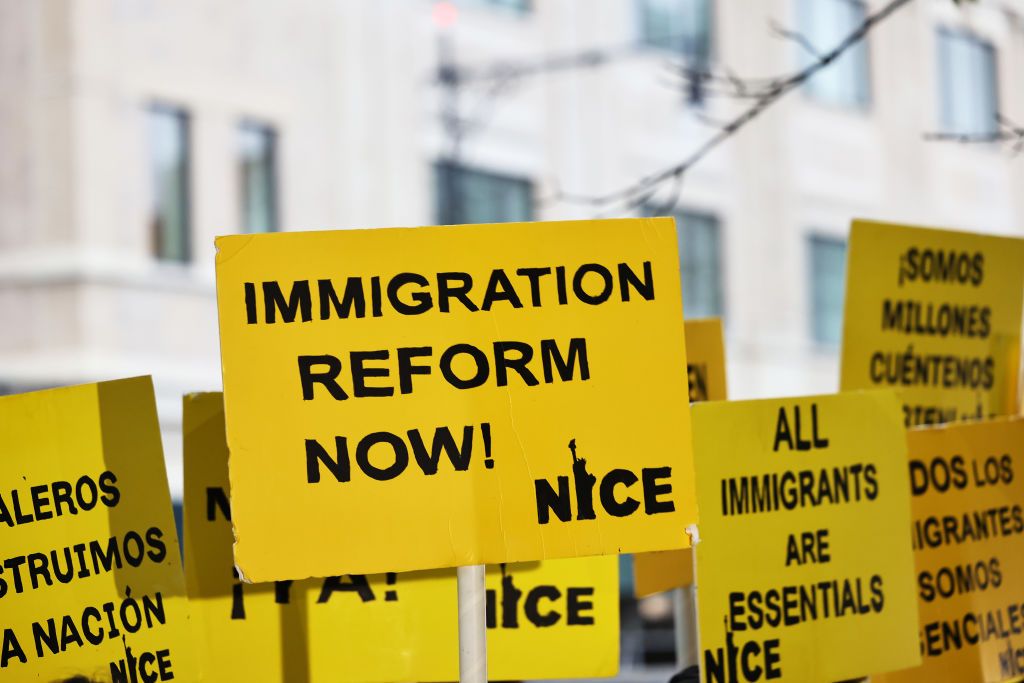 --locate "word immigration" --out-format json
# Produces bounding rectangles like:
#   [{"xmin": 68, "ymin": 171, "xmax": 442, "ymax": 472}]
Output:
[{"xmin": 242, "ymin": 262, "xmax": 656, "ymax": 324}]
